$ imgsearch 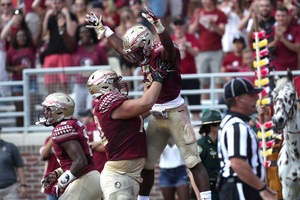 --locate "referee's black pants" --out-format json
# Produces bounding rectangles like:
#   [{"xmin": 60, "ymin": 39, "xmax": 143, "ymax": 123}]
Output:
[{"xmin": 219, "ymin": 179, "xmax": 262, "ymax": 200}]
